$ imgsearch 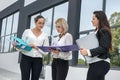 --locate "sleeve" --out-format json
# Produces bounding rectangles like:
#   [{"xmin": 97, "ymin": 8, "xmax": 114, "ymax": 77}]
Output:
[
  {"xmin": 58, "ymin": 34, "xmax": 73, "ymax": 59},
  {"xmin": 21, "ymin": 29, "xmax": 28, "ymax": 42},
  {"xmin": 90, "ymin": 29, "xmax": 111, "ymax": 57}
]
